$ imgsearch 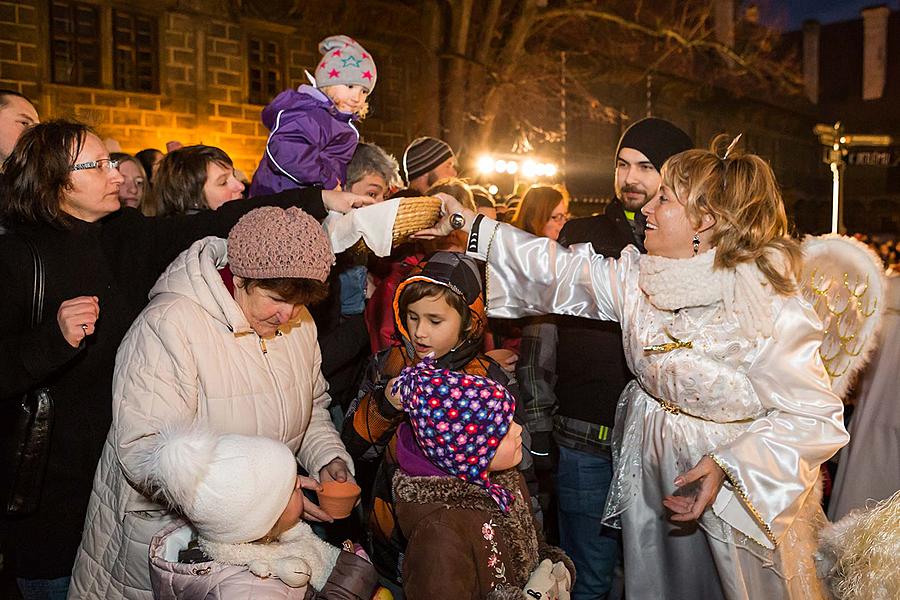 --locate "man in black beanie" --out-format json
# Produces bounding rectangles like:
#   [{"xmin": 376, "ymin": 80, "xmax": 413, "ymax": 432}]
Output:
[
  {"xmin": 400, "ymin": 136, "xmax": 458, "ymax": 194},
  {"xmin": 522, "ymin": 117, "xmax": 692, "ymax": 599}
]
